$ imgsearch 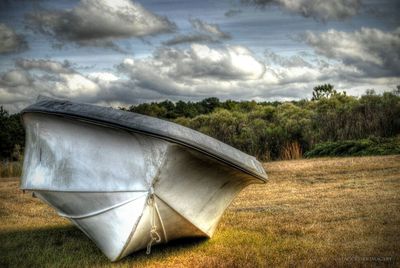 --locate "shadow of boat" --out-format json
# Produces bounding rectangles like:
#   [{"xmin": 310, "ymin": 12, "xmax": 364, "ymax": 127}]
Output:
[{"xmin": 0, "ymin": 225, "xmax": 208, "ymax": 267}]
